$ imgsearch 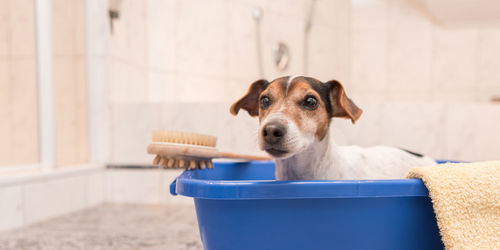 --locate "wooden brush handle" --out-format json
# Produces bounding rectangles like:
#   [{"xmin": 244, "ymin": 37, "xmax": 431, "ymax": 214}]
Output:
[
  {"xmin": 147, "ymin": 143, "xmax": 270, "ymax": 161},
  {"xmin": 219, "ymin": 152, "xmax": 270, "ymax": 161}
]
